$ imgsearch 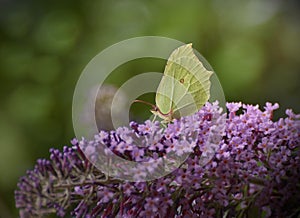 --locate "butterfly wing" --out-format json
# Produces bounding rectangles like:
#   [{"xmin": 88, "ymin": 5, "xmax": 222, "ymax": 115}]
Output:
[{"xmin": 156, "ymin": 43, "xmax": 213, "ymax": 120}]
